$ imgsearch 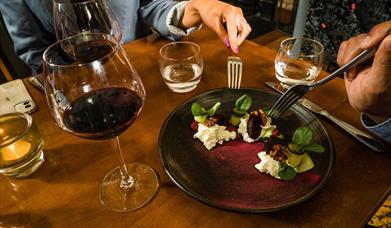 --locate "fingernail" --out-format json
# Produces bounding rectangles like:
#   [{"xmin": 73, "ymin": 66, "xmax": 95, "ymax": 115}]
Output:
[
  {"xmin": 235, "ymin": 47, "xmax": 239, "ymax": 54},
  {"xmin": 224, "ymin": 38, "xmax": 230, "ymax": 48}
]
